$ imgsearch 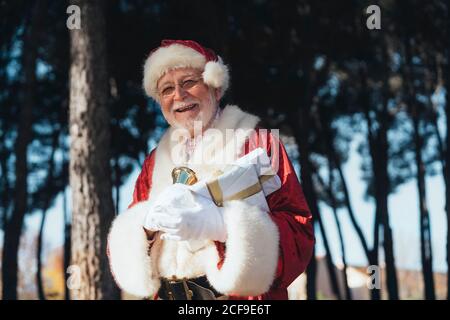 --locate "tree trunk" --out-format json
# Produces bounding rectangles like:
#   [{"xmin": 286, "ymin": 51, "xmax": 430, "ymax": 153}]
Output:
[
  {"xmin": 335, "ymin": 158, "xmax": 373, "ymax": 258},
  {"xmin": 359, "ymin": 40, "xmax": 400, "ymax": 300},
  {"xmin": 413, "ymin": 113, "xmax": 436, "ymax": 299},
  {"xmin": 295, "ymin": 126, "xmax": 318, "ymax": 300},
  {"xmin": 306, "ymin": 245, "xmax": 317, "ymax": 300},
  {"xmin": 295, "ymin": 131, "xmax": 342, "ymax": 300},
  {"xmin": 361, "ymin": 59, "xmax": 400, "ymax": 299},
  {"xmin": 445, "ymin": 3, "xmax": 450, "ymax": 299},
  {"xmin": 446, "ymin": 81, "xmax": 450, "ymax": 301},
  {"xmin": 0, "ymin": 112, "xmax": 13, "ymax": 229},
  {"xmin": 319, "ymin": 111, "xmax": 372, "ymax": 265},
  {"xmin": 1, "ymin": 0, "xmax": 46, "ymax": 300},
  {"xmin": 404, "ymin": 37, "xmax": 436, "ymax": 299},
  {"xmin": 328, "ymin": 164, "xmax": 352, "ymax": 300},
  {"xmin": 63, "ymin": 187, "xmax": 71, "ymax": 301},
  {"xmin": 376, "ymin": 51, "xmax": 399, "ymax": 299},
  {"xmin": 36, "ymin": 122, "xmax": 62, "ymax": 300},
  {"xmin": 376, "ymin": 113, "xmax": 399, "ymax": 300},
  {"xmin": 430, "ymin": 107, "xmax": 445, "ymax": 170},
  {"xmin": 36, "ymin": 210, "xmax": 48, "ymax": 300},
  {"xmin": 360, "ymin": 66, "xmax": 381, "ymax": 300},
  {"xmin": 293, "ymin": 66, "xmax": 342, "ymax": 299},
  {"xmin": 314, "ymin": 162, "xmax": 353, "ymax": 300},
  {"xmin": 69, "ymin": 0, "xmax": 120, "ymax": 300},
  {"xmin": 0, "ymin": 139, "xmax": 11, "ymax": 231}
]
